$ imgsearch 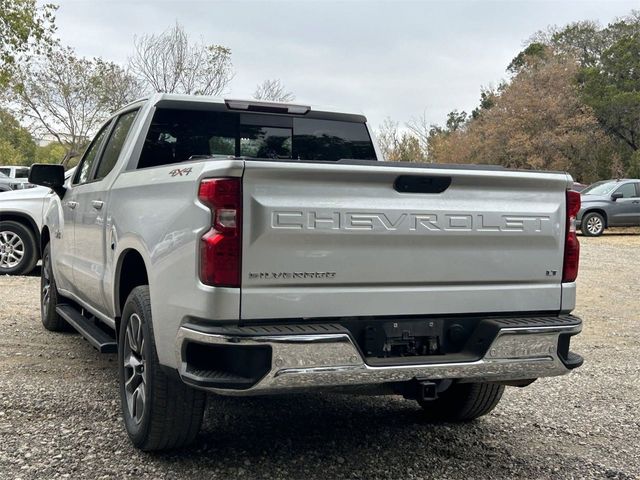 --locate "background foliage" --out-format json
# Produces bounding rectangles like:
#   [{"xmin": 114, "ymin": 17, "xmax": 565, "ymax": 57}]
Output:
[
  {"xmin": 385, "ymin": 11, "xmax": 640, "ymax": 183},
  {"xmin": 0, "ymin": 1, "xmax": 638, "ymax": 183}
]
